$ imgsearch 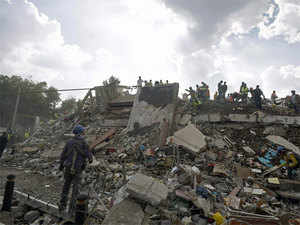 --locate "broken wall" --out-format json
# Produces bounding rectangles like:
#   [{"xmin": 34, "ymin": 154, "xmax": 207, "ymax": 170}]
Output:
[{"xmin": 127, "ymin": 83, "xmax": 179, "ymax": 132}]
